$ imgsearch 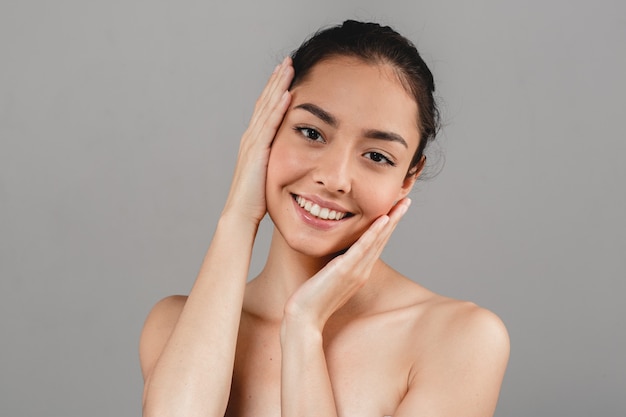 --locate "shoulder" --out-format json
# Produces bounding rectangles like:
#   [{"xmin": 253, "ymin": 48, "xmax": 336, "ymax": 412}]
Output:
[
  {"xmin": 373, "ymin": 267, "xmax": 510, "ymax": 415},
  {"xmin": 385, "ymin": 270, "xmax": 509, "ymax": 367},
  {"xmin": 413, "ymin": 295, "xmax": 510, "ymax": 367},
  {"xmin": 395, "ymin": 295, "xmax": 509, "ymax": 416},
  {"xmin": 427, "ymin": 297, "xmax": 508, "ymax": 343},
  {"xmin": 383, "ymin": 269, "xmax": 509, "ymax": 357},
  {"xmin": 139, "ymin": 295, "xmax": 188, "ymax": 381}
]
